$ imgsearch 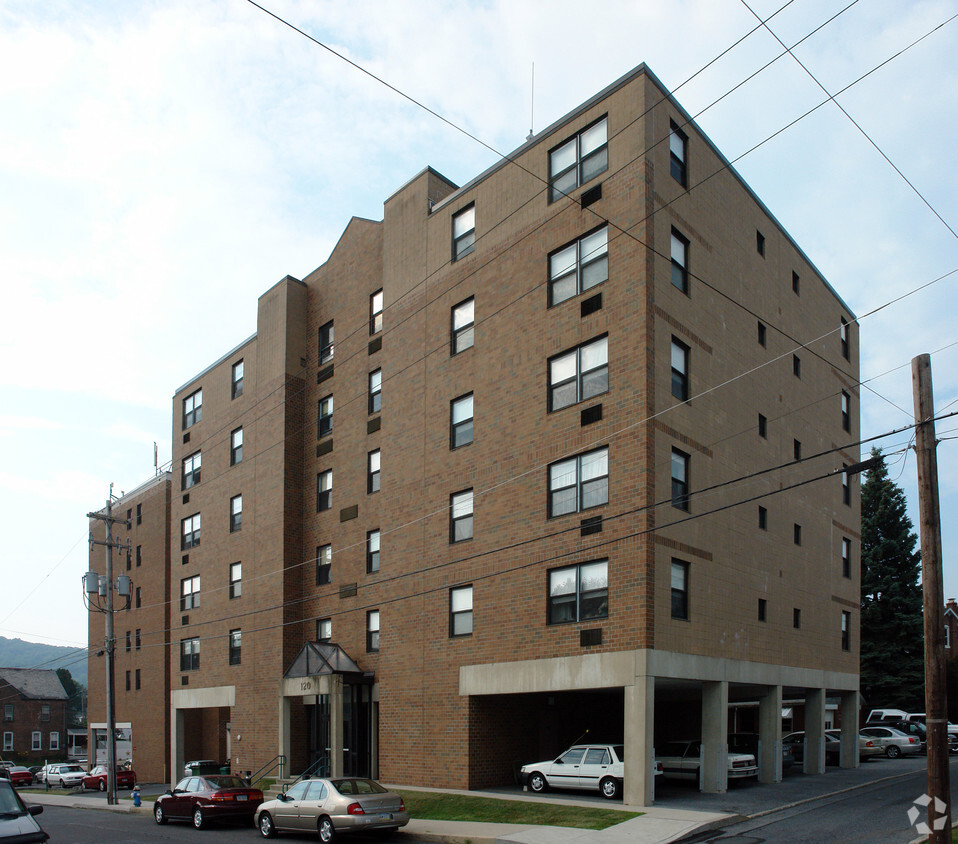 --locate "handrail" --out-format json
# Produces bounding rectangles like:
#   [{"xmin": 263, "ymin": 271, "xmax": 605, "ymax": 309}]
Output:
[
  {"xmin": 245, "ymin": 754, "xmax": 286, "ymax": 786},
  {"xmin": 287, "ymin": 754, "xmax": 329, "ymax": 788}
]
